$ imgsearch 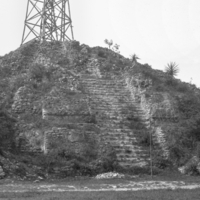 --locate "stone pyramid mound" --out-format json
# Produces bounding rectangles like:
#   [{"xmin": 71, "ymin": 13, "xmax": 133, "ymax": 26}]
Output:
[{"xmin": 1, "ymin": 39, "xmax": 200, "ymax": 175}]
